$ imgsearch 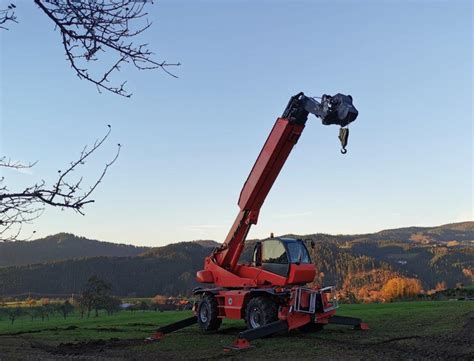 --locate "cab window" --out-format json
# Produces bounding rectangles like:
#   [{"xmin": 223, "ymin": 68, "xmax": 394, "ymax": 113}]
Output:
[
  {"xmin": 262, "ymin": 240, "xmax": 288, "ymax": 264},
  {"xmin": 286, "ymin": 242, "xmax": 311, "ymax": 264}
]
